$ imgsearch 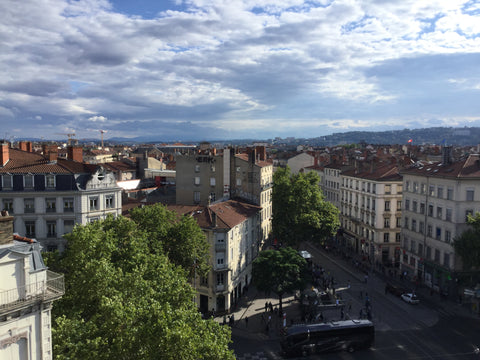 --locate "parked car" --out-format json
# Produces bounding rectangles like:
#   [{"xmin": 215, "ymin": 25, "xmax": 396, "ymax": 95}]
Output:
[
  {"xmin": 401, "ymin": 293, "xmax": 420, "ymax": 304},
  {"xmin": 385, "ymin": 283, "xmax": 406, "ymax": 297}
]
